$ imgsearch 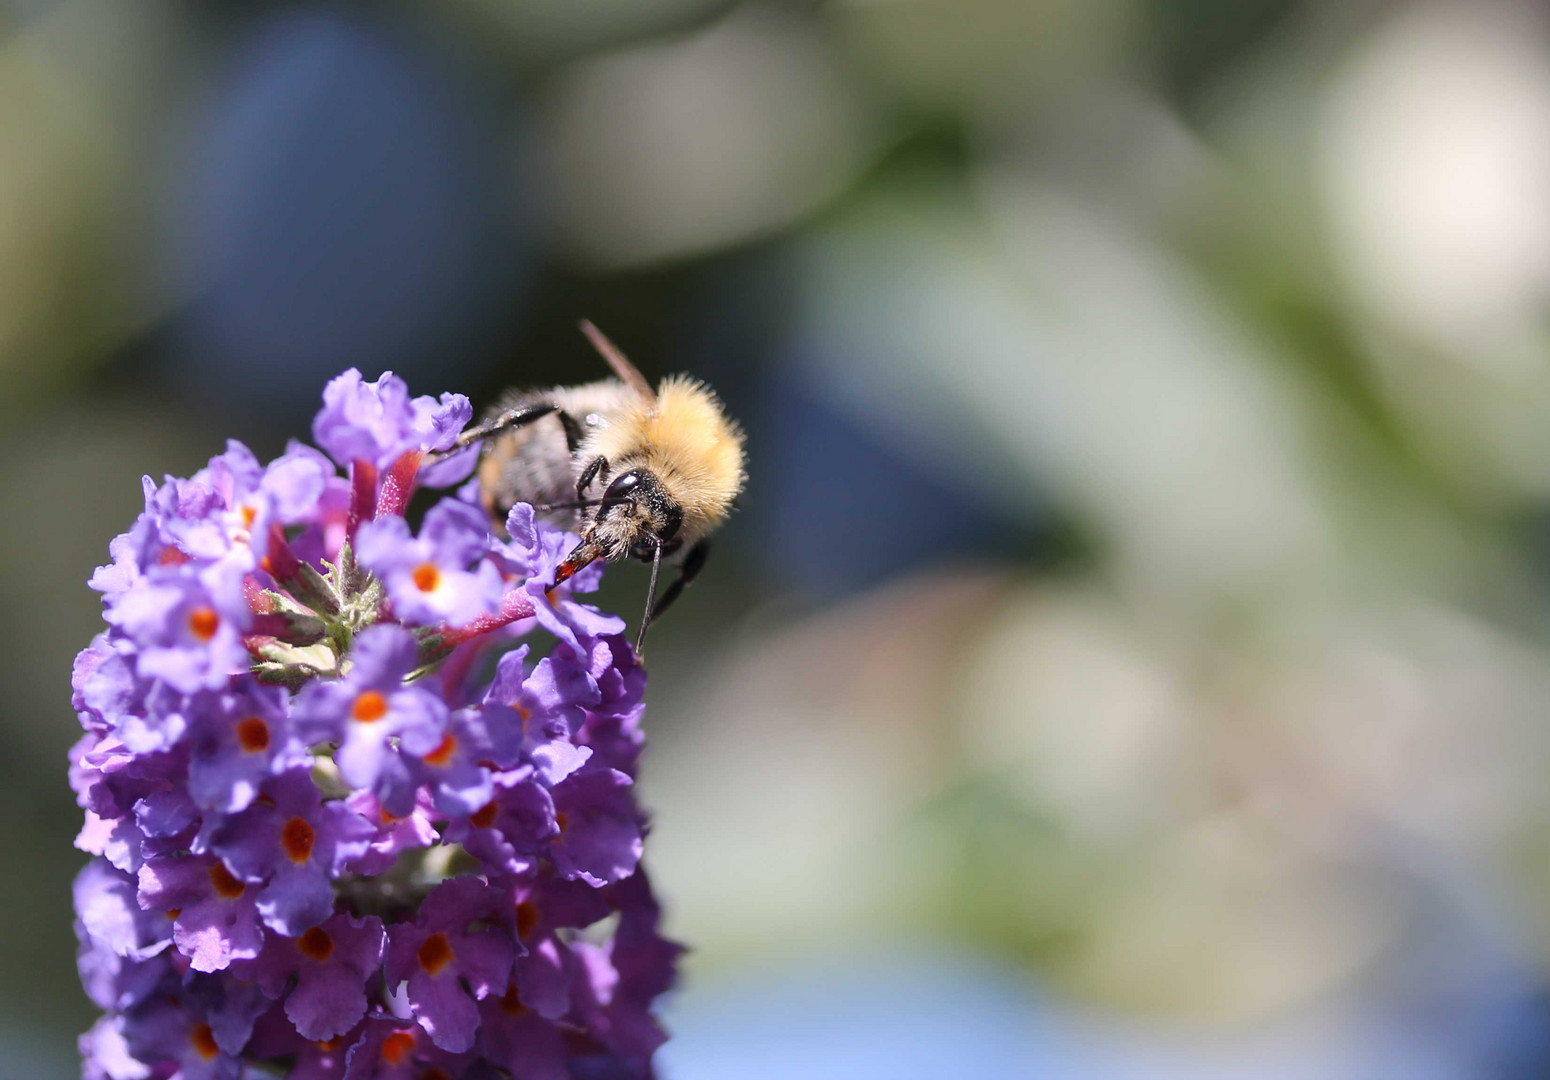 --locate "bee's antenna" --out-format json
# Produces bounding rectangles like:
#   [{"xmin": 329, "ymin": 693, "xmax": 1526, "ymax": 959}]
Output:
[
  {"xmin": 580, "ymin": 320, "xmax": 656, "ymax": 405},
  {"xmin": 636, "ymin": 539, "xmax": 663, "ymax": 658}
]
